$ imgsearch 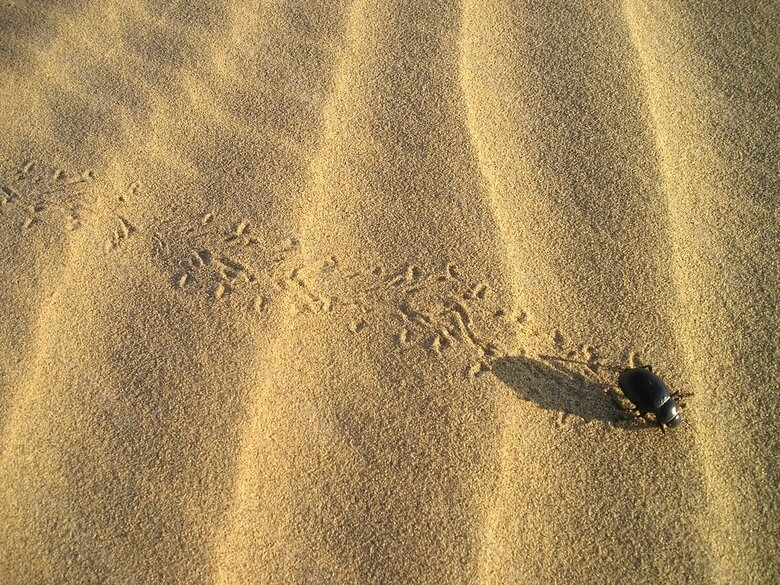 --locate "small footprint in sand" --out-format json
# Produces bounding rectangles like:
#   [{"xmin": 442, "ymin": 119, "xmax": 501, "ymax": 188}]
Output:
[
  {"xmin": 464, "ymin": 282, "xmax": 489, "ymax": 300},
  {"xmin": 387, "ymin": 263, "xmax": 422, "ymax": 287},
  {"xmin": 287, "ymin": 260, "xmax": 513, "ymax": 369},
  {"xmin": 104, "ymin": 216, "xmax": 135, "ymax": 251},
  {"xmin": 1, "ymin": 184, "xmax": 19, "ymax": 205},
  {"xmin": 224, "ymin": 219, "xmax": 259, "ymax": 246},
  {"xmin": 214, "ymin": 281, "xmax": 229, "ymax": 300},
  {"xmin": 349, "ymin": 319, "xmax": 367, "ymax": 334},
  {"xmin": 2, "ymin": 160, "xmax": 100, "ymax": 237},
  {"xmin": 251, "ymin": 295, "xmax": 267, "ymax": 314},
  {"xmin": 160, "ymin": 227, "xmax": 308, "ymax": 319},
  {"xmin": 467, "ymin": 360, "xmax": 491, "ymax": 379},
  {"xmin": 553, "ymin": 329, "xmax": 566, "ymax": 350}
]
